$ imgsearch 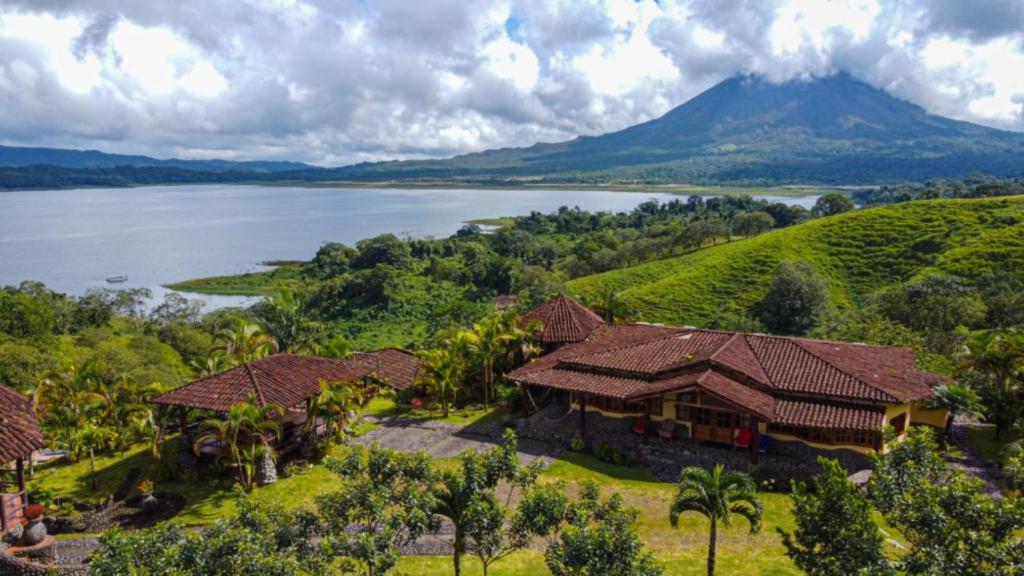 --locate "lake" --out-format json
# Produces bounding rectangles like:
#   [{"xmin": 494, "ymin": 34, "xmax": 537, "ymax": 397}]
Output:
[{"xmin": 0, "ymin": 184, "xmax": 818, "ymax": 308}]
